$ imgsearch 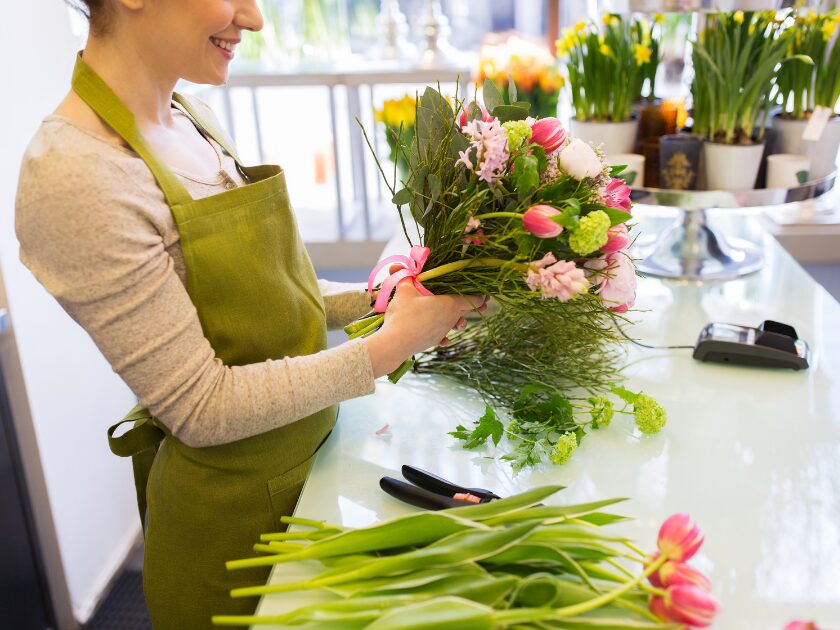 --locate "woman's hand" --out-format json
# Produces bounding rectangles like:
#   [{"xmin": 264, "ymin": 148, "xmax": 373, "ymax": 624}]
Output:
[{"xmin": 364, "ymin": 279, "xmax": 487, "ymax": 378}]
